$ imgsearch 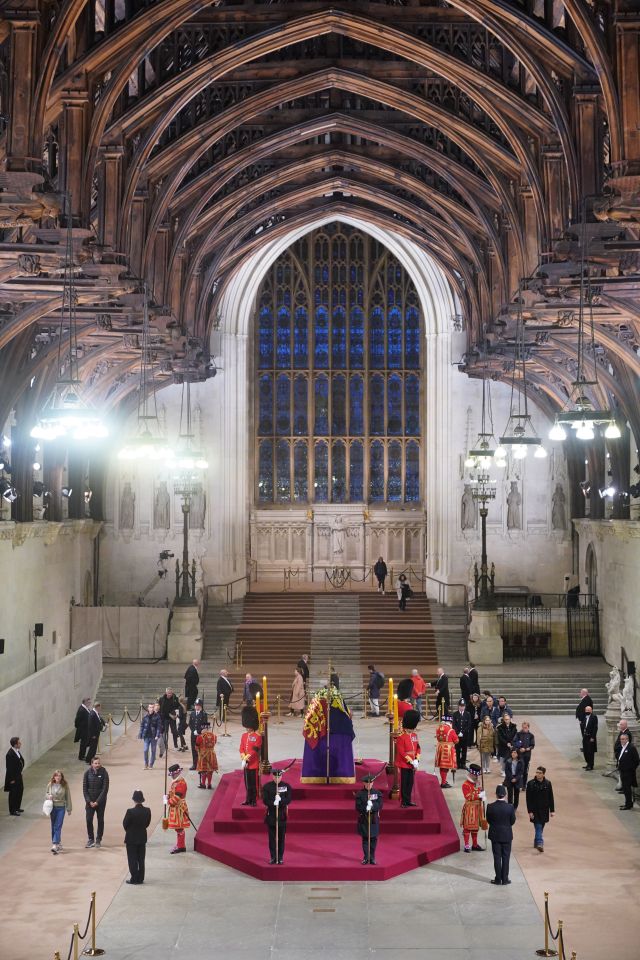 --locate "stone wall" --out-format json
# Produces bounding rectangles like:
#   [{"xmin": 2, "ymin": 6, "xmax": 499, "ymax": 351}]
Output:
[
  {"xmin": 0, "ymin": 520, "xmax": 100, "ymax": 692},
  {"xmin": 0, "ymin": 641, "xmax": 102, "ymax": 767},
  {"xmin": 573, "ymin": 520, "xmax": 640, "ymax": 667}
]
